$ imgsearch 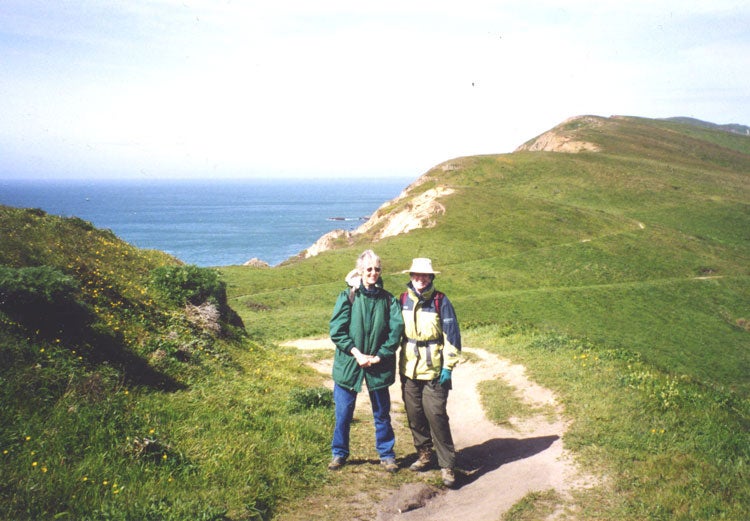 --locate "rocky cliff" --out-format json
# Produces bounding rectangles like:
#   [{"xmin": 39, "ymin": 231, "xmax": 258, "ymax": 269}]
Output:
[{"xmin": 301, "ymin": 169, "xmax": 456, "ymax": 259}]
